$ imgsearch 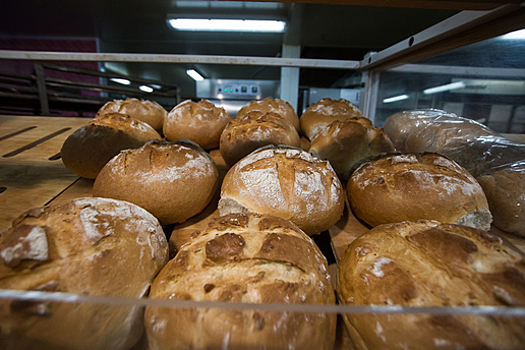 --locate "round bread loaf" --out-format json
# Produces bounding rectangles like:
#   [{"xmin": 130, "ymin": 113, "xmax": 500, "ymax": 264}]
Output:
[
  {"xmin": 309, "ymin": 118, "xmax": 395, "ymax": 180},
  {"xmin": 337, "ymin": 220, "xmax": 525, "ymax": 350},
  {"xmin": 220, "ymin": 110, "xmax": 301, "ymax": 167},
  {"xmin": 348, "ymin": 153, "xmax": 492, "ymax": 230},
  {"xmin": 96, "ymin": 98, "xmax": 167, "ymax": 133},
  {"xmin": 383, "ymin": 109, "xmax": 525, "ymax": 177},
  {"xmin": 218, "ymin": 145, "xmax": 344, "ymax": 235},
  {"xmin": 0, "ymin": 197, "xmax": 169, "ymax": 350},
  {"xmin": 164, "ymin": 99, "xmax": 232, "ymax": 150},
  {"xmin": 93, "ymin": 139, "xmax": 219, "ymax": 225},
  {"xmin": 236, "ymin": 97, "xmax": 300, "ymax": 132},
  {"xmin": 145, "ymin": 213, "xmax": 336, "ymax": 350},
  {"xmin": 478, "ymin": 163, "xmax": 525, "ymax": 236},
  {"xmin": 61, "ymin": 113, "xmax": 161, "ymax": 179},
  {"xmin": 300, "ymin": 98, "xmax": 364, "ymax": 140}
]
